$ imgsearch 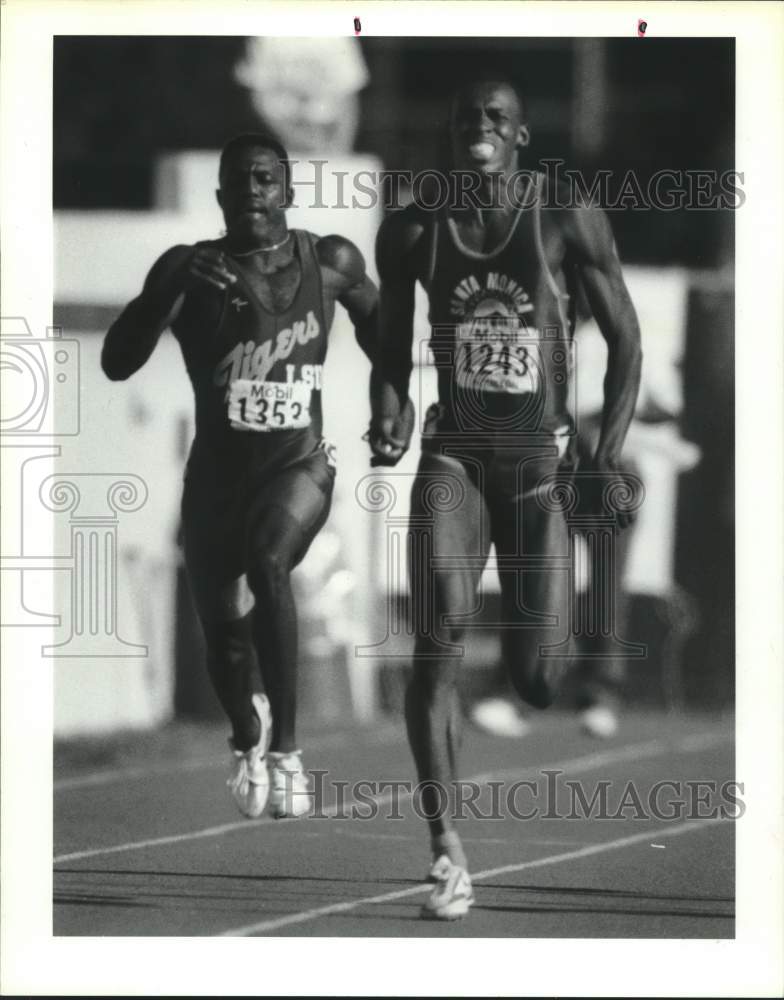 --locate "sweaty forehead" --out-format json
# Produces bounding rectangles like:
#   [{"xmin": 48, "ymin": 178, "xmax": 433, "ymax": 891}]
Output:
[
  {"xmin": 452, "ymin": 82, "xmax": 521, "ymax": 116},
  {"xmin": 221, "ymin": 146, "xmax": 283, "ymax": 177}
]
